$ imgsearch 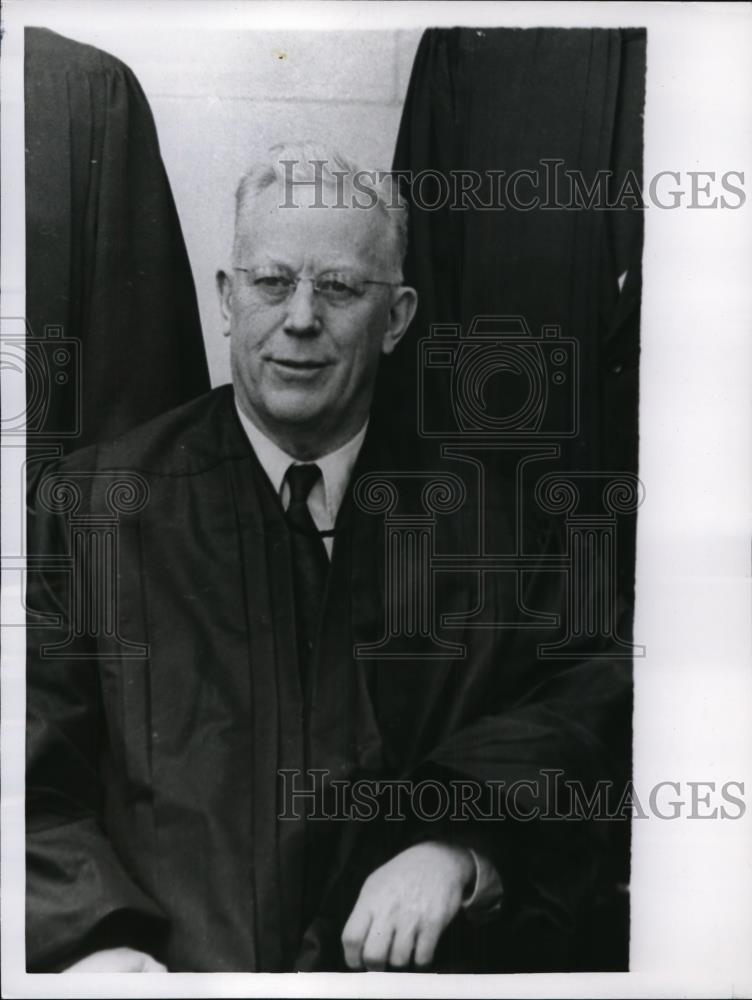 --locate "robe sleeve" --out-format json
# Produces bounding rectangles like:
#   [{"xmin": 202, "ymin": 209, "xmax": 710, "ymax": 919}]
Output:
[
  {"xmin": 25, "ymin": 473, "xmax": 169, "ymax": 972},
  {"xmin": 298, "ymin": 506, "xmax": 630, "ymax": 972},
  {"xmin": 411, "ymin": 519, "xmax": 632, "ymax": 970},
  {"xmin": 413, "ymin": 679, "xmax": 629, "ymax": 970}
]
